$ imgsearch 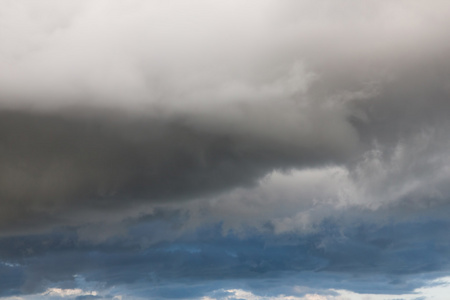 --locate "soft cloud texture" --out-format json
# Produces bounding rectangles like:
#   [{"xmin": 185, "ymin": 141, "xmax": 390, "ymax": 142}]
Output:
[{"xmin": 1, "ymin": 0, "xmax": 450, "ymax": 299}]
